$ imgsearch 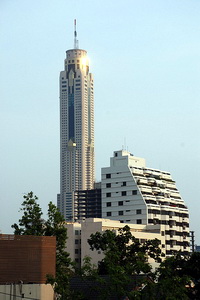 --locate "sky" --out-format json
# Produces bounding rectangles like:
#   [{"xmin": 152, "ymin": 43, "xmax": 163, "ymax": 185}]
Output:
[{"xmin": 1, "ymin": 0, "xmax": 200, "ymax": 243}]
